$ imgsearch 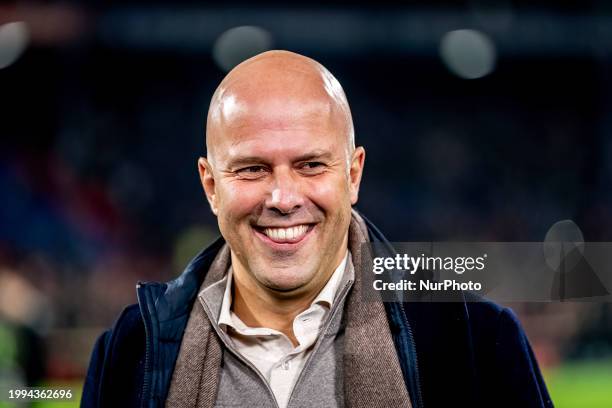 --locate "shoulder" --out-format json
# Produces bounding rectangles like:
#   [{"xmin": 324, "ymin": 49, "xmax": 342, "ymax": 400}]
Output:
[
  {"xmin": 464, "ymin": 293, "xmax": 505, "ymax": 329},
  {"xmin": 111, "ymin": 304, "xmax": 144, "ymax": 337},
  {"xmin": 82, "ymin": 304, "xmax": 147, "ymax": 407},
  {"xmin": 103, "ymin": 304, "xmax": 147, "ymax": 367},
  {"xmin": 97, "ymin": 303, "xmax": 146, "ymax": 363},
  {"xmin": 462, "ymin": 294, "xmax": 533, "ymax": 360},
  {"xmin": 463, "ymin": 294, "xmax": 527, "ymax": 342},
  {"xmin": 471, "ymin": 302, "xmax": 553, "ymax": 407}
]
